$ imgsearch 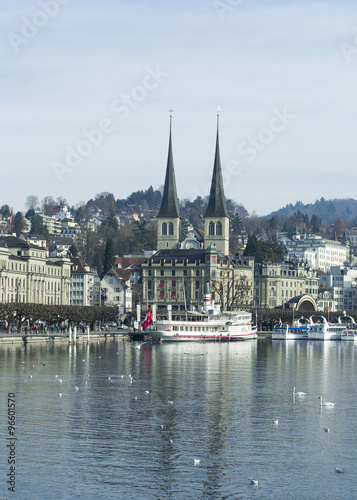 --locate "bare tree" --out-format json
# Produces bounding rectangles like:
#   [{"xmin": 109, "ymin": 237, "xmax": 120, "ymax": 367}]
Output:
[
  {"xmin": 25, "ymin": 195, "xmax": 39, "ymax": 211},
  {"xmin": 210, "ymin": 273, "xmax": 252, "ymax": 311},
  {"xmin": 42, "ymin": 196, "xmax": 56, "ymax": 215}
]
